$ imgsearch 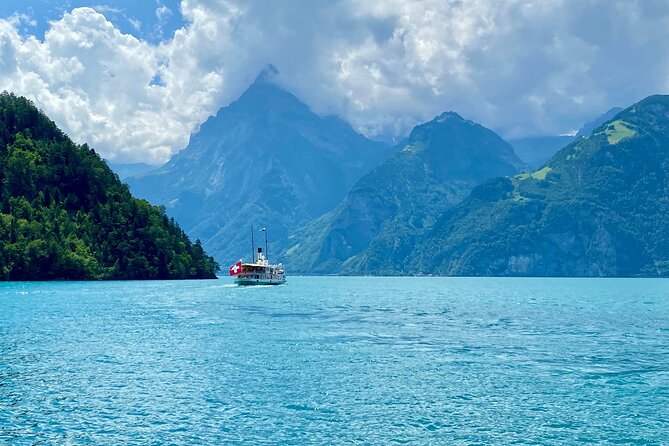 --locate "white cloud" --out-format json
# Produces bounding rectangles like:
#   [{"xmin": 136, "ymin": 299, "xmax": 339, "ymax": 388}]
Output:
[
  {"xmin": 128, "ymin": 17, "xmax": 141, "ymax": 32},
  {"xmin": 156, "ymin": 5, "xmax": 172, "ymax": 21},
  {"xmin": 0, "ymin": 6, "xmax": 228, "ymax": 163},
  {"xmin": 1, "ymin": 0, "xmax": 669, "ymax": 163},
  {"xmin": 91, "ymin": 5, "xmax": 122, "ymax": 14}
]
